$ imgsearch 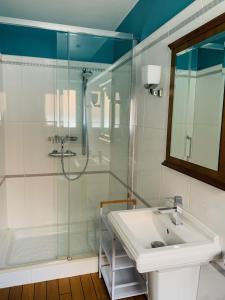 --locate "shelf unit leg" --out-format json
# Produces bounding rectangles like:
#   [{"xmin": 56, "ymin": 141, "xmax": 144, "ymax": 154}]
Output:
[
  {"xmin": 99, "ymin": 207, "xmax": 103, "ymax": 278},
  {"xmin": 111, "ymin": 236, "xmax": 116, "ymax": 300},
  {"xmin": 146, "ymin": 273, "xmax": 150, "ymax": 300}
]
